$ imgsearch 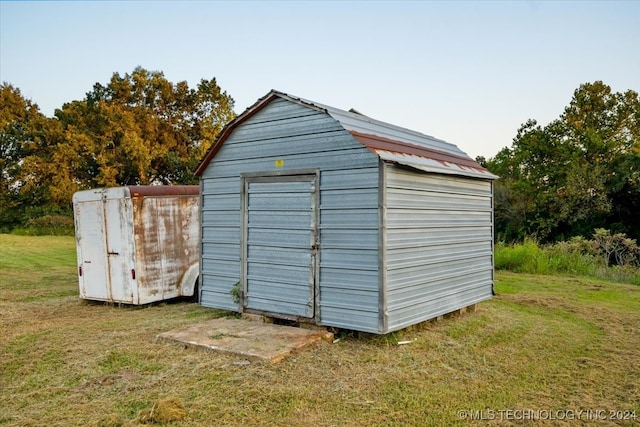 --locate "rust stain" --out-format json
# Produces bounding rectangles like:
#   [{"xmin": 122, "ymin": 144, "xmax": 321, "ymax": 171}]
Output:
[
  {"xmin": 128, "ymin": 185, "xmax": 199, "ymax": 198},
  {"xmin": 131, "ymin": 187, "xmax": 200, "ymax": 301},
  {"xmin": 349, "ymin": 130, "xmax": 488, "ymax": 171}
]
